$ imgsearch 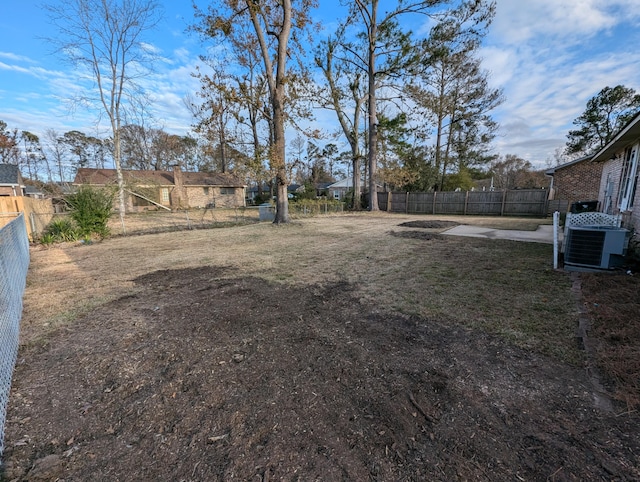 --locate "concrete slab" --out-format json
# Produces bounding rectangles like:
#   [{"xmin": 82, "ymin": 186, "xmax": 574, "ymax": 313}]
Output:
[{"xmin": 441, "ymin": 224, "xmax": 559, "ymax": 244}]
